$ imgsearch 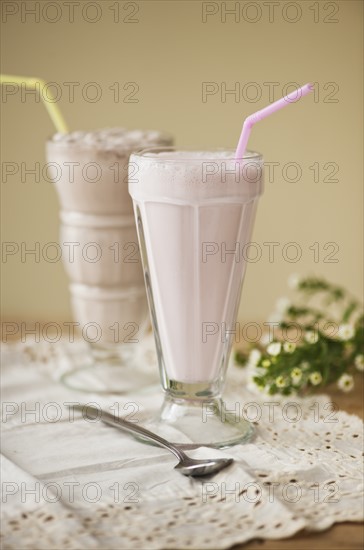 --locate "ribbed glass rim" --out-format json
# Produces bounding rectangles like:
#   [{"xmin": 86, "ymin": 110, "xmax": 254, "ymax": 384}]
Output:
[{"xmin": 131, "ymin": 146, "xmax": 263, "ymax": 162}]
